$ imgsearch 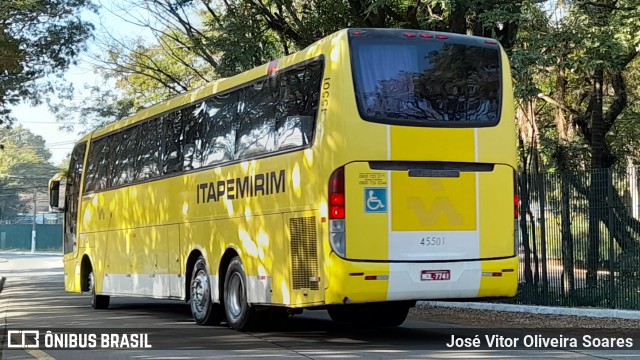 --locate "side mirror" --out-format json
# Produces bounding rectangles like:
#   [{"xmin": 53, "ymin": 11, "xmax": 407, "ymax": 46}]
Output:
[
  {"xmin": 49, "ymin": 179, "xmax": 61, "ymax": 210},
  {"xmin": 49, "ymin": 172, "xmax": 66, "ymax": 211}
]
